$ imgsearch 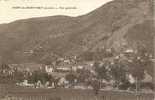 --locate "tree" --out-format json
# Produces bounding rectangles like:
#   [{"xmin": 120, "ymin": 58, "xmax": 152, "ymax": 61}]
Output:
[
  {"xmin": 124, "ymin": 46, "xmax": 151, "ymax": 91},
  {"xmin": 128, "ymin": 57, "xmax": 145, "ymax": 91},
  {"xmin": 91, "ymin": 79, "xmax": 100, "ymax": 95},
  {"xmin": 77, "ymin": 68, "xmax": 91, "ymax": 83},
  {"xmin": 65, "ymin": 73, "xmax": 77, "ymax": 87},
  {"xmin": 130, "ymin": 58, "xmax": 145, "ymax": 81},
  {"xmin": 13, "ymin": 71, "xmax": 25, "ymax": 83},
  {"xmin": 110, "ymin": 60, "xmax": 127, "ymax": 89},
  {"xmin": 28, "ymin": 70, "xmax": 50, "ymax": 85},
  {"xmin": 94, "ymin": 61, "xmax": 110, "ymax": 81},
  {"xmin": 93, "ymin": 61, "xmax": 111, "ymax": 89},
  {"xmin": 53, "ymin": 77, "xmax": 60, "ymax": 88}
]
